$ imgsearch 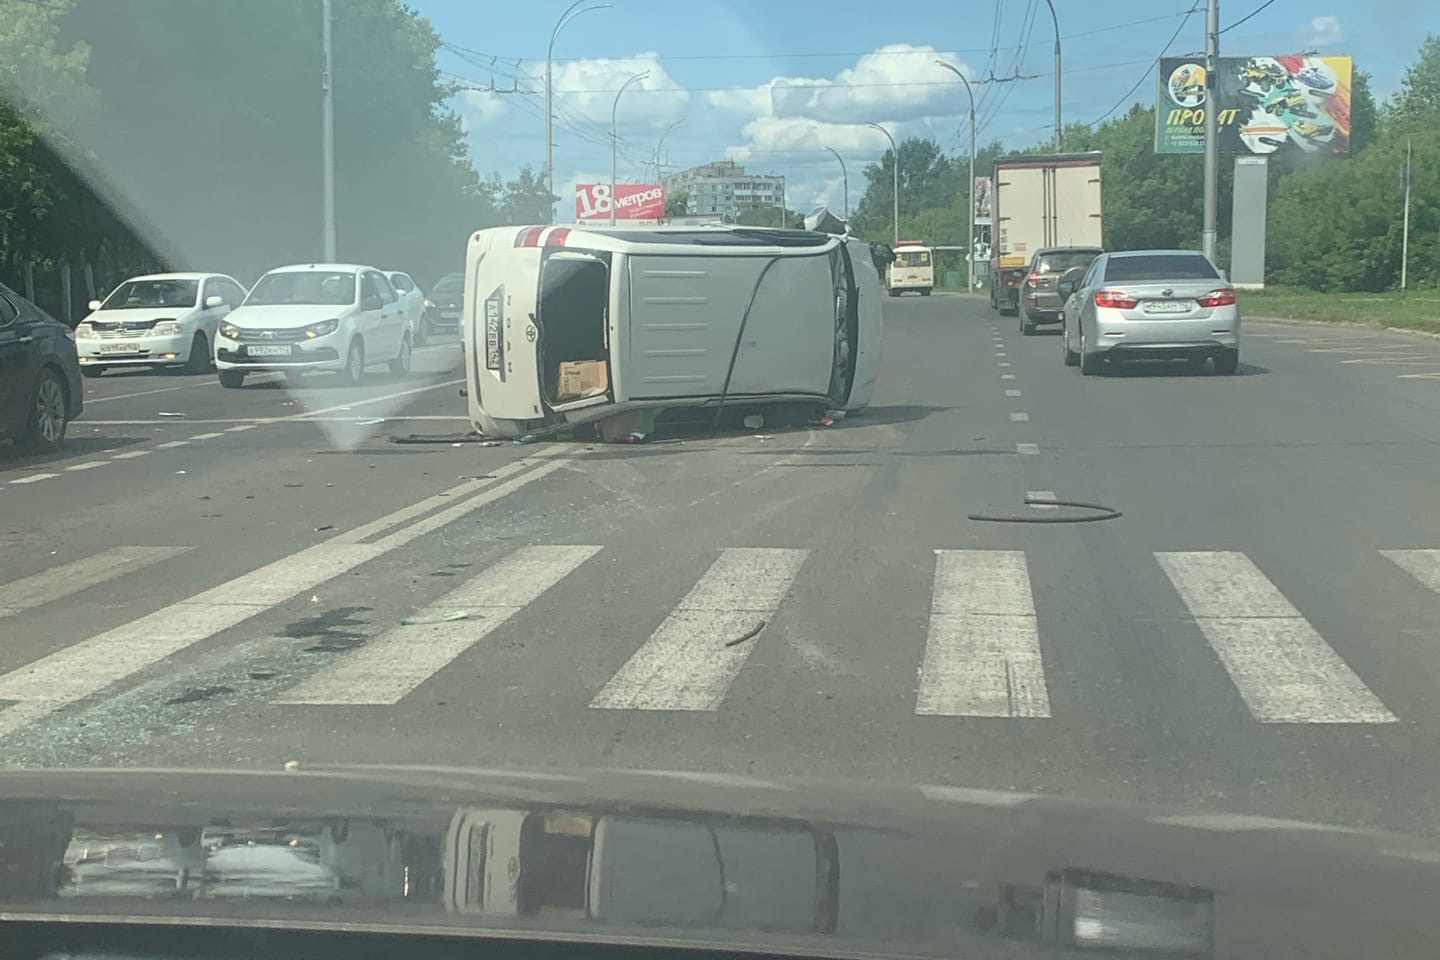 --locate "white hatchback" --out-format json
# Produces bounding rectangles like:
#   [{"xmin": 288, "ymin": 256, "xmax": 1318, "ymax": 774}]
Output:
[
  {"xmin": 74, "ymin": 273, "xmax": 247, "ymax": 376},
  {"xmin": 213, "ymin": 263, "xmax": 412, "ymax": 388}
]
